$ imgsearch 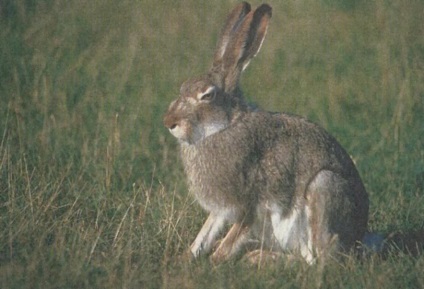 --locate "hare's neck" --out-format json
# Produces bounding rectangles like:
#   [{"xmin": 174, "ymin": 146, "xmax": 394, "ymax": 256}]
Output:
[
  {"xmin": 180, "ymin": 143, "xmax": 198, "ymax": 167},
  {"xmin": 229, "ymin": 97, "xmax": 251, "ymax": 124}
]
